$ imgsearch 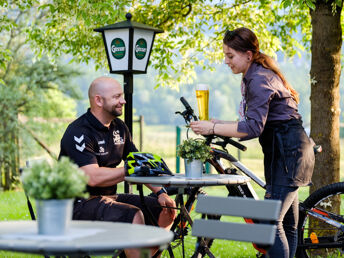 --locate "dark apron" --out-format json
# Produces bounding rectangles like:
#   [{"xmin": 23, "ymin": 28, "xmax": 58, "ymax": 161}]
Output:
[{"xmin": 259, "ymin": 119, "xmax": 315, "ymax": 187}]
